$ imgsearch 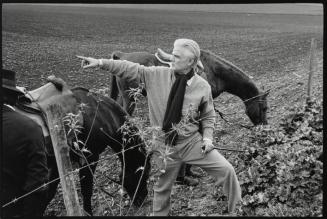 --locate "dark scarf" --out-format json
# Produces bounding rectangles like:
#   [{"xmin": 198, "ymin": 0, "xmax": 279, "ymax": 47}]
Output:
[{"xmin": 162, "ymin": 69, "xmax": 195, "ymax": 146}]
